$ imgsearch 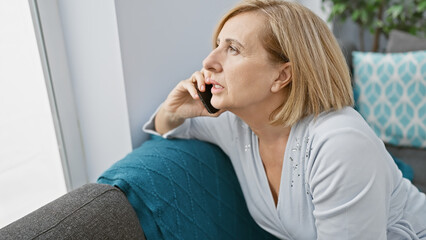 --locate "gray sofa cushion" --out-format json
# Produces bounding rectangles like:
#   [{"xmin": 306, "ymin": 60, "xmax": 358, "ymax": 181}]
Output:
[
  {"xmin": 0, "ymin": 183, "xmax": 145, "ymax": 239},
  {"xmin": 386, "ymin": 30, "xmax": 426, "ymax": 53}
]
